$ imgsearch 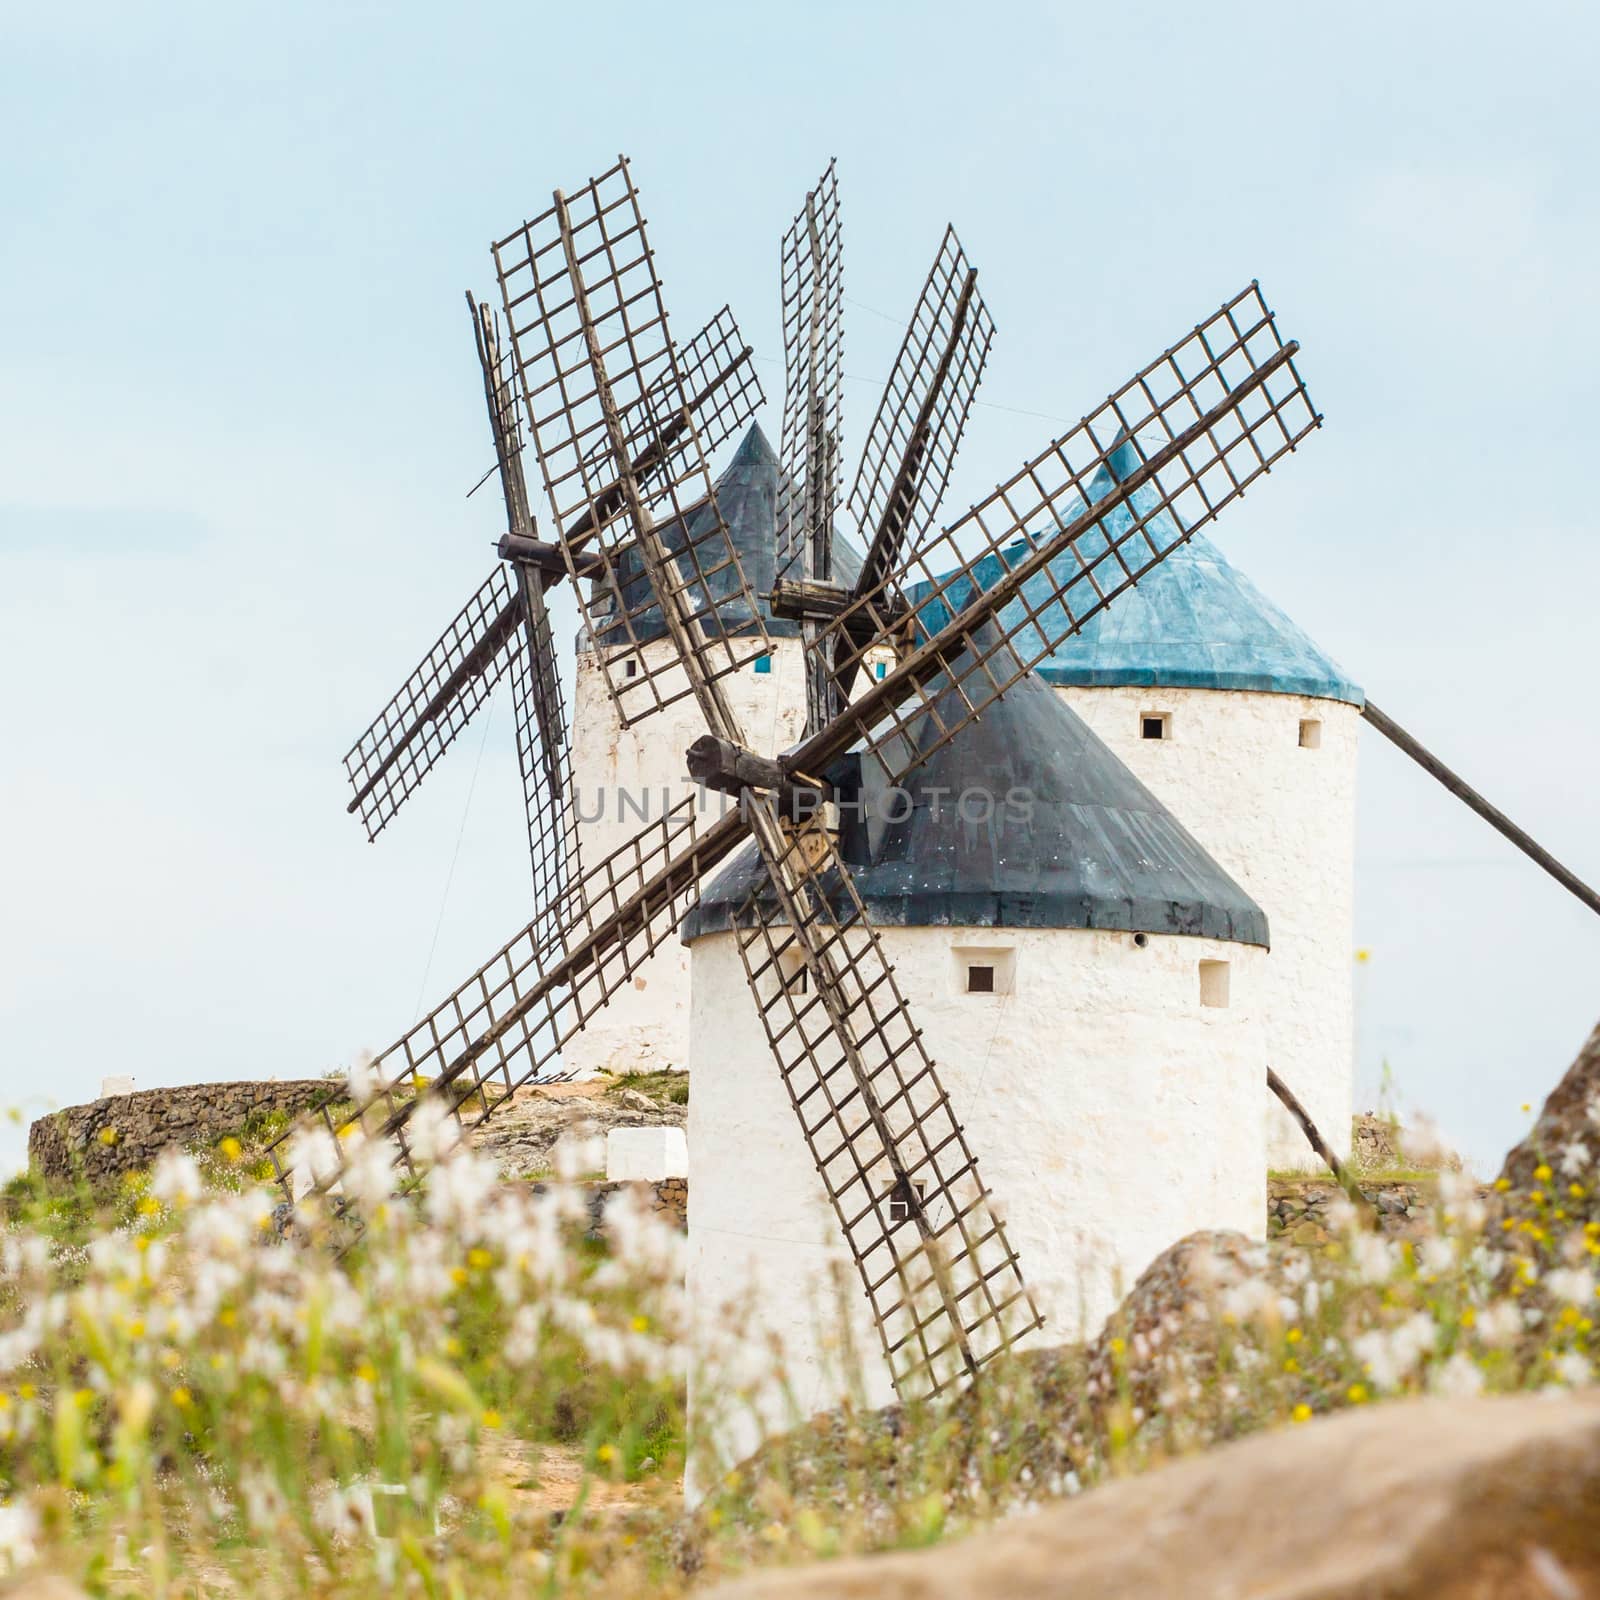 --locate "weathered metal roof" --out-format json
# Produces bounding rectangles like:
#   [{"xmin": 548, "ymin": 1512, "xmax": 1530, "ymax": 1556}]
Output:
[
  {"xmin": 591, "ymin": 423, "xmax": 861, "ymax": 648},
  {"xmin": 917, "ymin": 440, "xmax": 1361, "ymax": 706},
  {"xmin": 682, "ymin": 665, "xmax": 1269, "ymax": 946}
]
